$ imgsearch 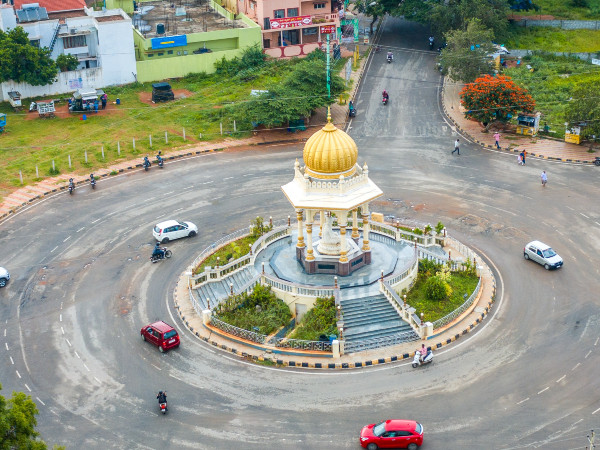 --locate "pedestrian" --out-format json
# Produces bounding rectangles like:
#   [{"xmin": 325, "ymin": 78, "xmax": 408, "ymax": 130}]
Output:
[
  {"xmin": 93, "ymin": 99, "xmax": 98, "ymax": 113},
  {"xmin": 541, "ymin": 170, "xmax": 547, "ymax": 187},
  {"xmin": 517, "ymin": 153, "xmax": 522, "ymax": 165},
  {"xmin": 519, "ymin": 150, "xmax": 525, "ymax": 165},
  {"xmin": 522, "ymin": 150, "xmax": 527, "ymax": 165},
  {"xmin": 452, "ymin": 138, "xmax": 460, "ymax": 155},
  {"xmin": 101, "ymin": 93, "xmax": 107, "ymax": 110},
  {"xmin": 493, "ymin": 132, "xmax": 500, "ymax": 149}
]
